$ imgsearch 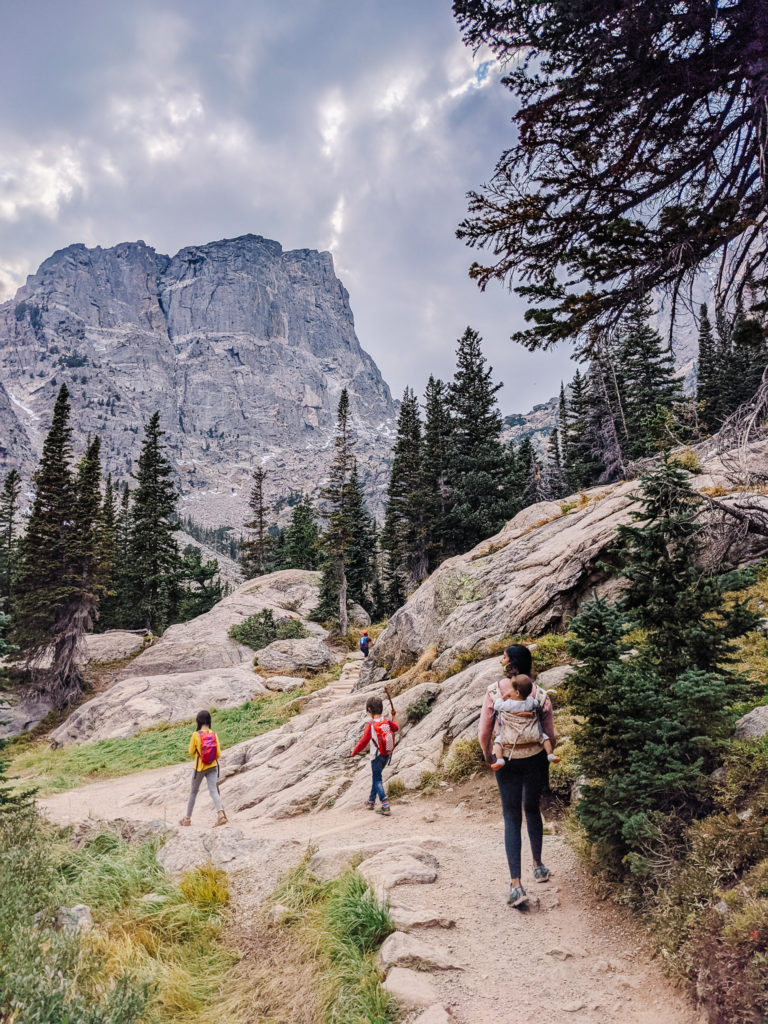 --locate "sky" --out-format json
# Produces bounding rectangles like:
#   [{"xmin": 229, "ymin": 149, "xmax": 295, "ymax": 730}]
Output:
[{"xmin": 0, "ymin": 0, "xmax": 576, "ymax": 414}]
